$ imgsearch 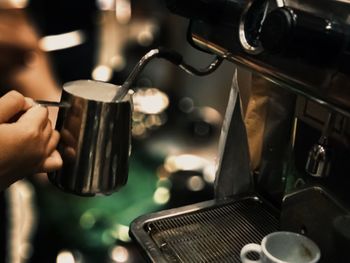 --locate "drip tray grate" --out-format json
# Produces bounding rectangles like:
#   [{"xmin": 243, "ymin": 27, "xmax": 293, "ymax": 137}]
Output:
[{"xmin": 131, "ymin": 197, "xmax": 279, "ymax": 262}]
